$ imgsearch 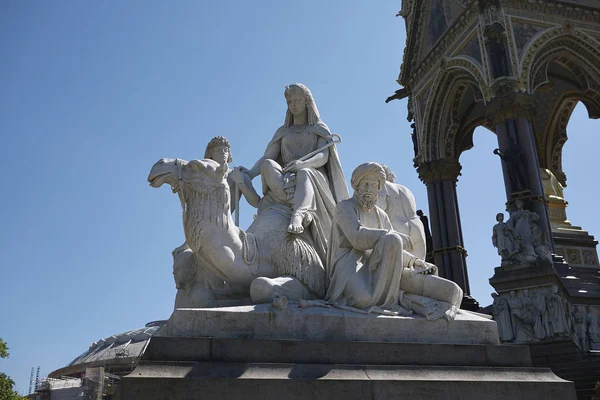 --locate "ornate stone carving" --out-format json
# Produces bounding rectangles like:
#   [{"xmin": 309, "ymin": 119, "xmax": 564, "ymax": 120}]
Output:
[
  {"xmin": 572, "ymin": 305, "xmax": 590, "ymax": 352},
  {"xmin": 479, "ymin": 1, "xmax": 504, "ymax": 33},
  {"xmin": 401, "ymin": 2, "xmax": 482, "ymax": 89},
  {"xmin": 569, "ymin": 304, "xmax": 600, "ymax": 352},
  {"xmin": 417, "ymin": 158, "xmax": 462, "ymax": 184},
  {"xmin": 492, "ymin": 199, "xmax": 552, "ymax": 267},
  {"xmin": 582, "ymin": 250, "xmax": 599, "ymax": 266},
  {"xmin": 485, "ymin": 93, "xmax": 535, "ymax": 125},
  {"xmin": 492, "ymin": 212, "xmax": 516, "ymax": 261},
  {"xmin": 545, "ymin": 285, "xmax": 570, "ymax": 337},
  {"xmin": 504, "ymin": 0, "xmax": 600, "ymax": 25},
  {"xmin": 492, "ymin": 292, "xmax": 514, "ymax": 341},
  {"xmin": 567, "ymin": 249, "xmax": 582, "ymax": 265},
  {"xmin": 520, "ymin": 29, "xmax": 600, "ymax": 94},
  {"xmin": 587, "ymin": 306, "xmax": 600, "ymax": 351},
  {"xmin": 492, "ymin": 286, "xmax": 576, "ymax": 345},
  {"xmin": 507, "ymin": 289, "xmax": 545, "ymax": 342},
  {"xmin": 172, "ymin": 243, "xmax": 222, "ymax": 308},
  {"xmin": 422, "ymin": 61, "xmax": 489, "ymax": 162}
]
